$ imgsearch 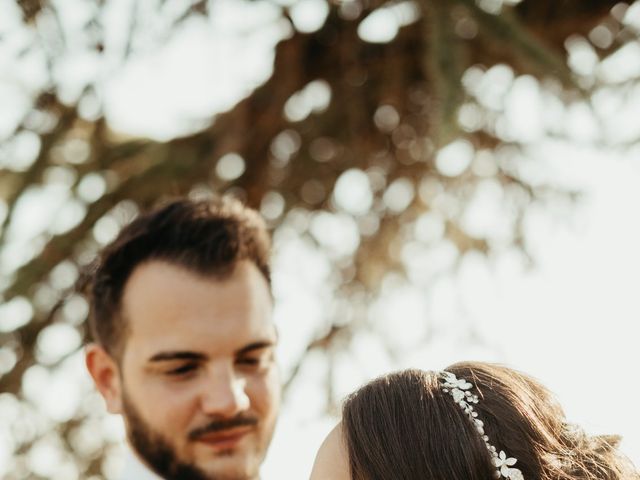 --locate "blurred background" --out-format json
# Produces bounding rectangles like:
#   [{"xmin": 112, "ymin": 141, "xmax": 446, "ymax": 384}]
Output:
[{"xmin": 1, "ymin": 0, "xmax": 639, "ymax": 478}]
